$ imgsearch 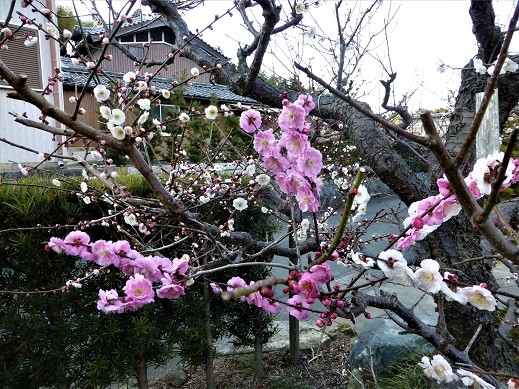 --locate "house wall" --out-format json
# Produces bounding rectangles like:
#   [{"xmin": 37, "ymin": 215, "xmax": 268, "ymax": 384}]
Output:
[
  {"xmin": 0, "ymin": 0, "xmax": 63, "ymax": 167},
  {"xmin": 100, "ymin": 43, "xmax": 212, "ymax": 83}
]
